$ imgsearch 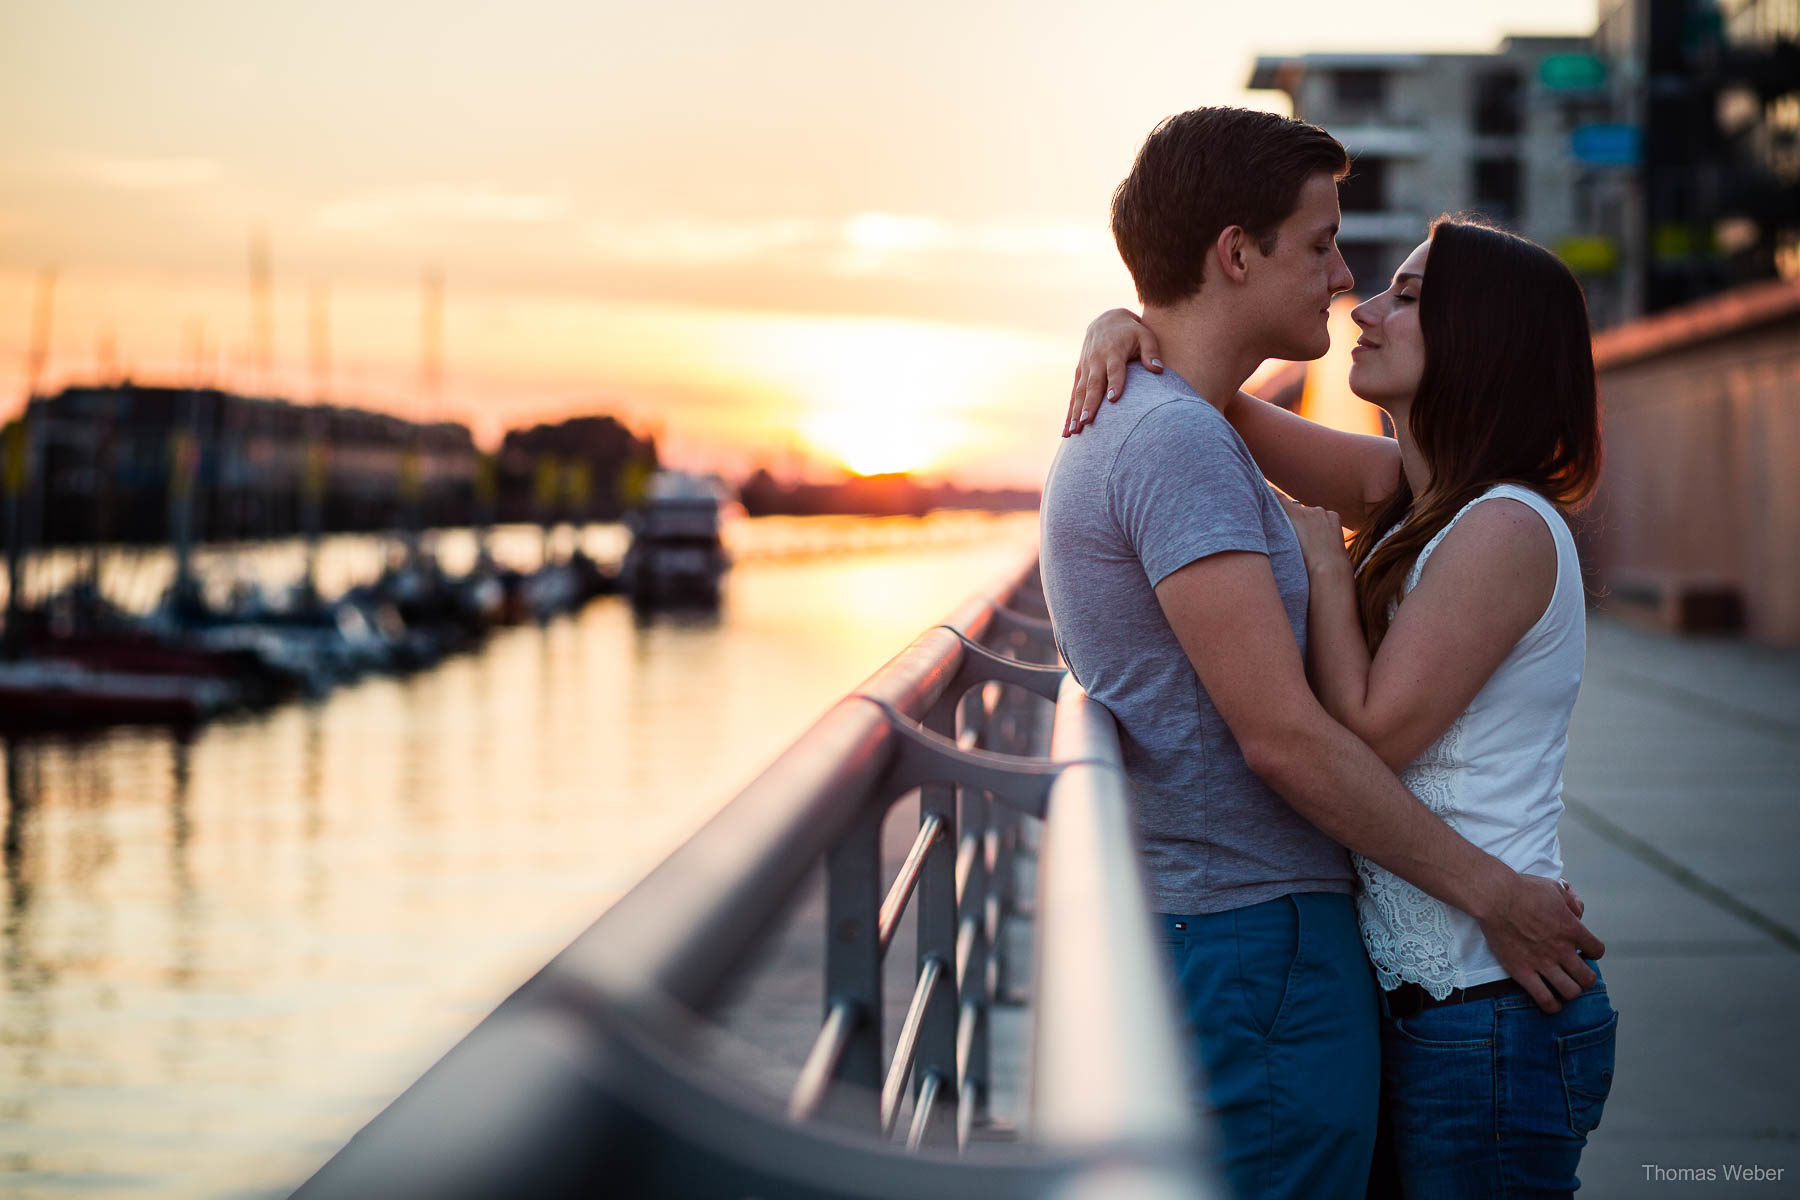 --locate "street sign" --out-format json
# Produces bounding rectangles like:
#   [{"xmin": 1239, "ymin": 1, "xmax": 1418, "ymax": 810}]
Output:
[
  {"xmin": 1540, "ymin": 53, "xmax": 1608, "ymax": 91},
  {"xmin": 1555, "ymin": 235, "xmax": 1620, "ymax": 273},
  {"xmin": 1572, "ymin": 124, "xmax": 1641, "ymax": 166}
]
